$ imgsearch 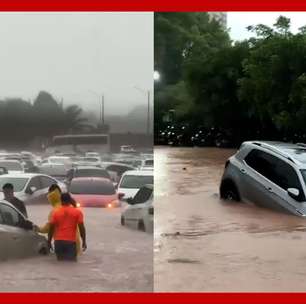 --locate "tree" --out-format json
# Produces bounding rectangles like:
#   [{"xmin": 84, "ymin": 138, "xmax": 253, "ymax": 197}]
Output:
[{"xmin": 239, "ymin": 16, "xmax": 306, "ymax": 136}]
